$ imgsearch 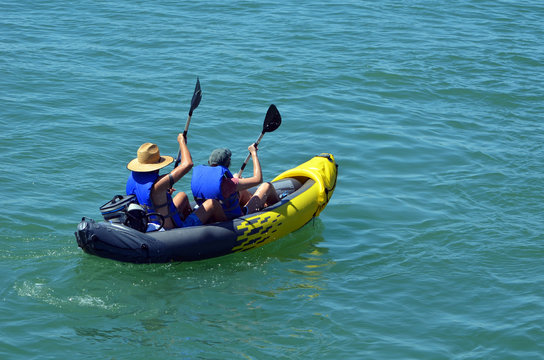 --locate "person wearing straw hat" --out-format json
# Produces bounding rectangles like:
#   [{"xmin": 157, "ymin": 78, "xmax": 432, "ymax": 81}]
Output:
[{"xmin": 126, "ymin": 133, "xmax": 226, "ymax": 230}]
